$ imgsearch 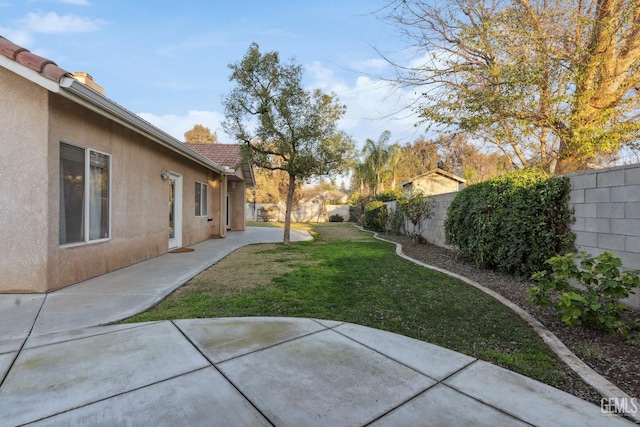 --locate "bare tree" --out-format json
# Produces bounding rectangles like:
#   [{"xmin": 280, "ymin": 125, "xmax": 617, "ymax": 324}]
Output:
[{"xmin": 383, "ymin": 0, "xmax": 640, "ymax": 174}]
